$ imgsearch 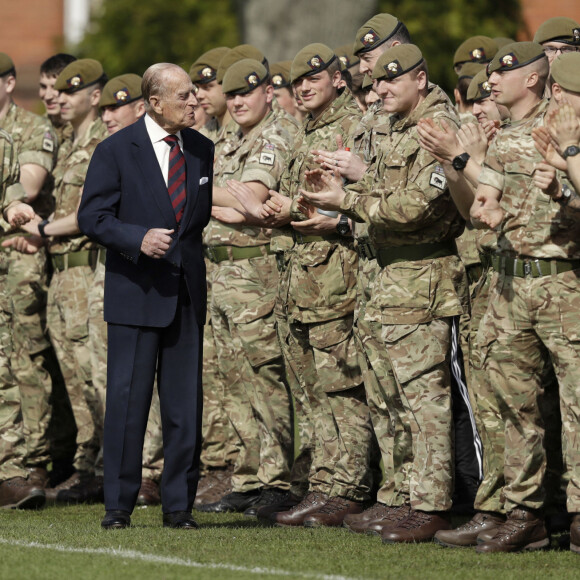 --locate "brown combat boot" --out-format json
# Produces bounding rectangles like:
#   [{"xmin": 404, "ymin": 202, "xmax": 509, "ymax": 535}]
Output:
[
  {"xmin": 303, "ymin": 496, "xmax": 364, "ymax": 527},
  {"xmin": 137, "ymin": 477, "xmax": 161, "ymax": 506},
  {"xmin": 273, "ymin": 491, "xmax": 329, "ymax": 527},
  {"xmin": 0, "ymin": 477, "xmax": 46, "ymax": 509},
  {"xmin": 194, "ymin": 466, "xmax": 233, "ymax": 506},
  {"xmin": 364, "ymin": 504, "xmax": 412, "ymax": 535},
  {"xmin": 434, "ymin": 511, "xmax": 506, "ymax": 547},
  {"xmin": 257, "ymin": 491, "xmax": 303, "ymax": 524},
  {"xmin": 26, "ymin": 466, "xmax": 50, "ymax": 488},
  {"xmin": 571, "ymin": 514, "xmax": 580, "ymax": 554},
  {"xmin": 476, "ymin": 508, "xmax": 549, "ymax": 553},
  {"xmin": 54, "ymin": 472, "xmax": 104, "ymax": 504},
  {"xmin": 382, "ymin": 510, "xmax": 451, "ymax": 543},
  {"xmin": 45, "ymin": 471, "xmax": 81, "ymax": 505}
]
